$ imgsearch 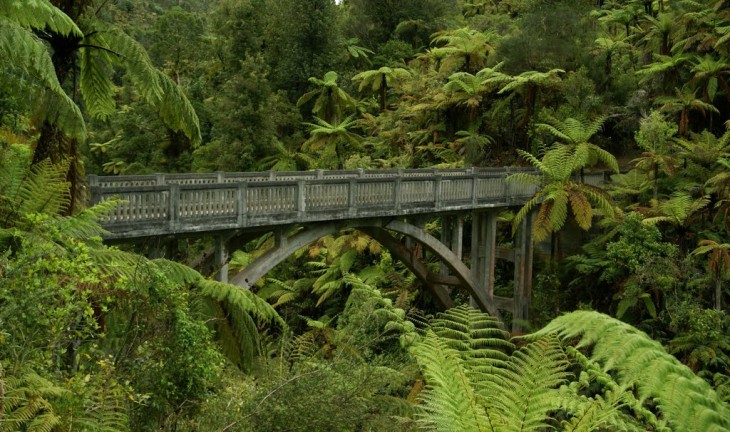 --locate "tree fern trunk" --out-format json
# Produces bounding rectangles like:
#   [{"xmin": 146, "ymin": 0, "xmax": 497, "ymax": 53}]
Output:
[{"xmin": 716, "ymin": 278, "xmax": 722, "ymax": 310}]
